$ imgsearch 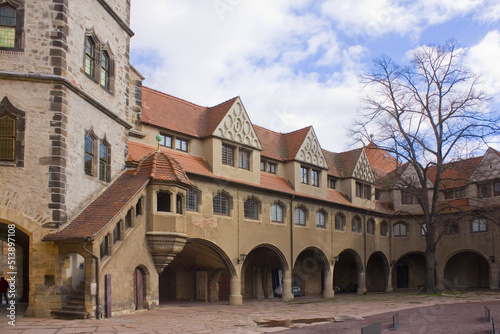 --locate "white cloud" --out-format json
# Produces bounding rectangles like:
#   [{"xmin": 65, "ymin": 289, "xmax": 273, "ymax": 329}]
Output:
[
  {"xmin": 130, "ymin": 0, "xmax": 500, "ymax": 152},
  {"xmin": 467, "ymin": 30, "xmax": 500, "ymax": 99}
]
